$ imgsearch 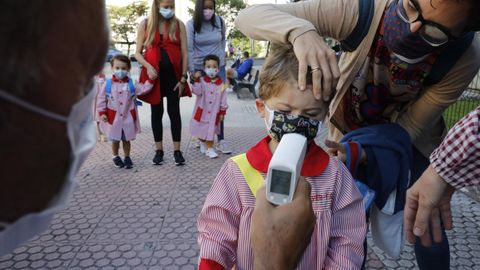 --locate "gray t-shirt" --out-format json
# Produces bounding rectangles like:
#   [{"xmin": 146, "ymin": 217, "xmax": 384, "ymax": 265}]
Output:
[{"xmin": 187, "ymin": 16, "xmax": 226, "ymax": 72}]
